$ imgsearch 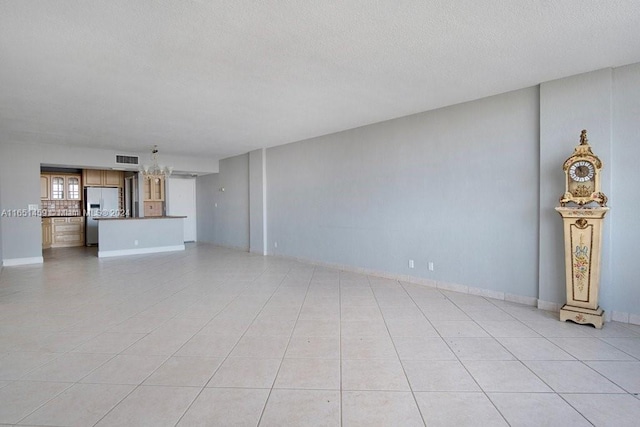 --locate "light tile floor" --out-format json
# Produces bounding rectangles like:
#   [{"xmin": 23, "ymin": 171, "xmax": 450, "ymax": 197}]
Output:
[{"xmin": 0, "ymin": 244, "xmax": 639, "ymax": 426}]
